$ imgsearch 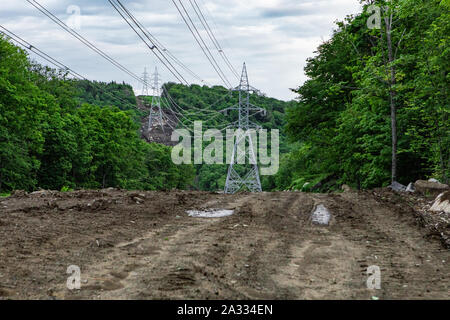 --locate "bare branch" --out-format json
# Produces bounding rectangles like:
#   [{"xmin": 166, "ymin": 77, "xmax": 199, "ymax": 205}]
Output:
[
  {"xmin": 394, "ymin": 28, "xmax": 406, "ymax": 59},
  {"xmin": 390, "ymin": 12, "xmax": 393, "ymax": 30}
]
